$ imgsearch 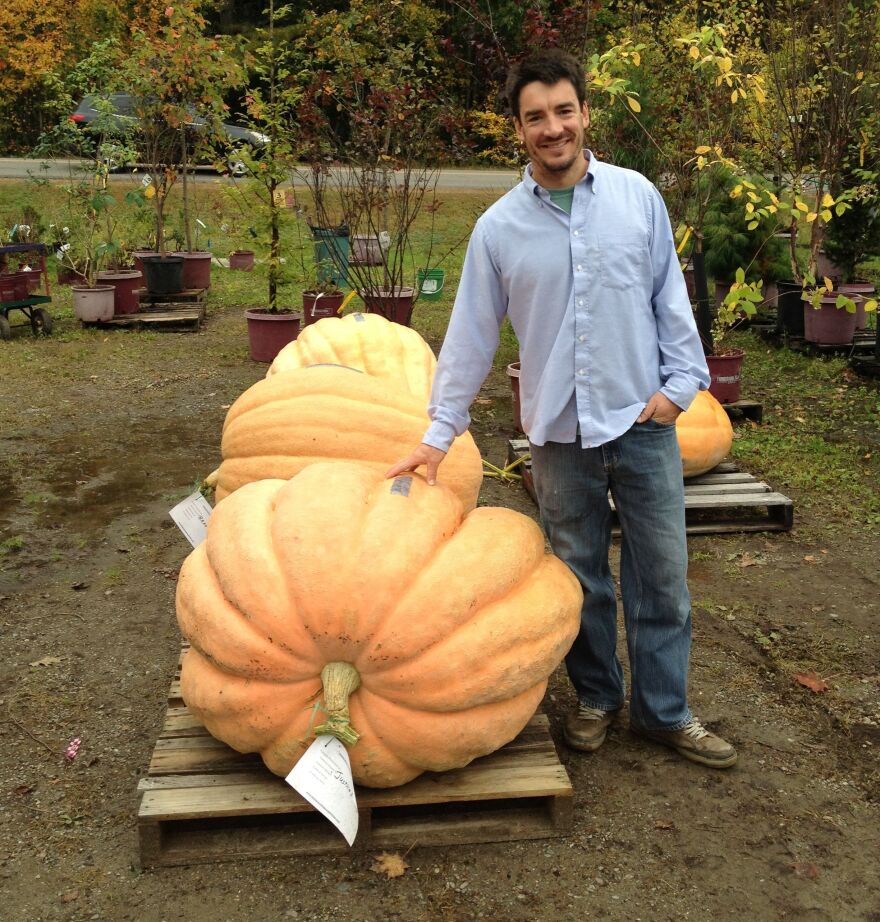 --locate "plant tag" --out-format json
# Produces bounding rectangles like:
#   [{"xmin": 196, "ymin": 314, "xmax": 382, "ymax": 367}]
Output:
[
  {"xmin": 142, "ymin": 173, "xmax": 153, "ymax": 187},
  {"xmin": 169, "ymin": 491, "xmax": 213, "ymax": 548},
  {"xmin": 286, "ymin": 736, "xmax": 358, "ymax": 846}
]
